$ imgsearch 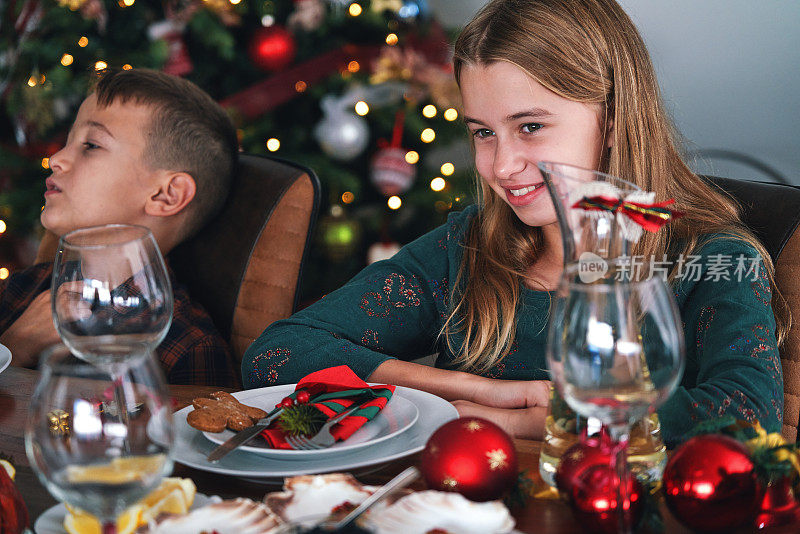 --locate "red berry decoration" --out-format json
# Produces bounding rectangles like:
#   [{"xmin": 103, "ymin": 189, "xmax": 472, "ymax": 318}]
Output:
[
  {"xmin": 663, "ymin": 434, "xmax": 759, "ymax": 532},
  {"xmin": 420, "ymin": 418, "xmax": 517, "ymax": 502},
  {"xmin": 570, "ymin": 464, "xmax": 644, "ymax": 534},
  {"xmin": 248, "ymin": 25, "xmax": 296, "ymax": 71},
  {"xmin": 277, "ymin": 397, "xmax": 294, "ymax": 409},
  {"xmin": 295, "ymin": 390, "xmax": 311, "ymax": 404}
]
